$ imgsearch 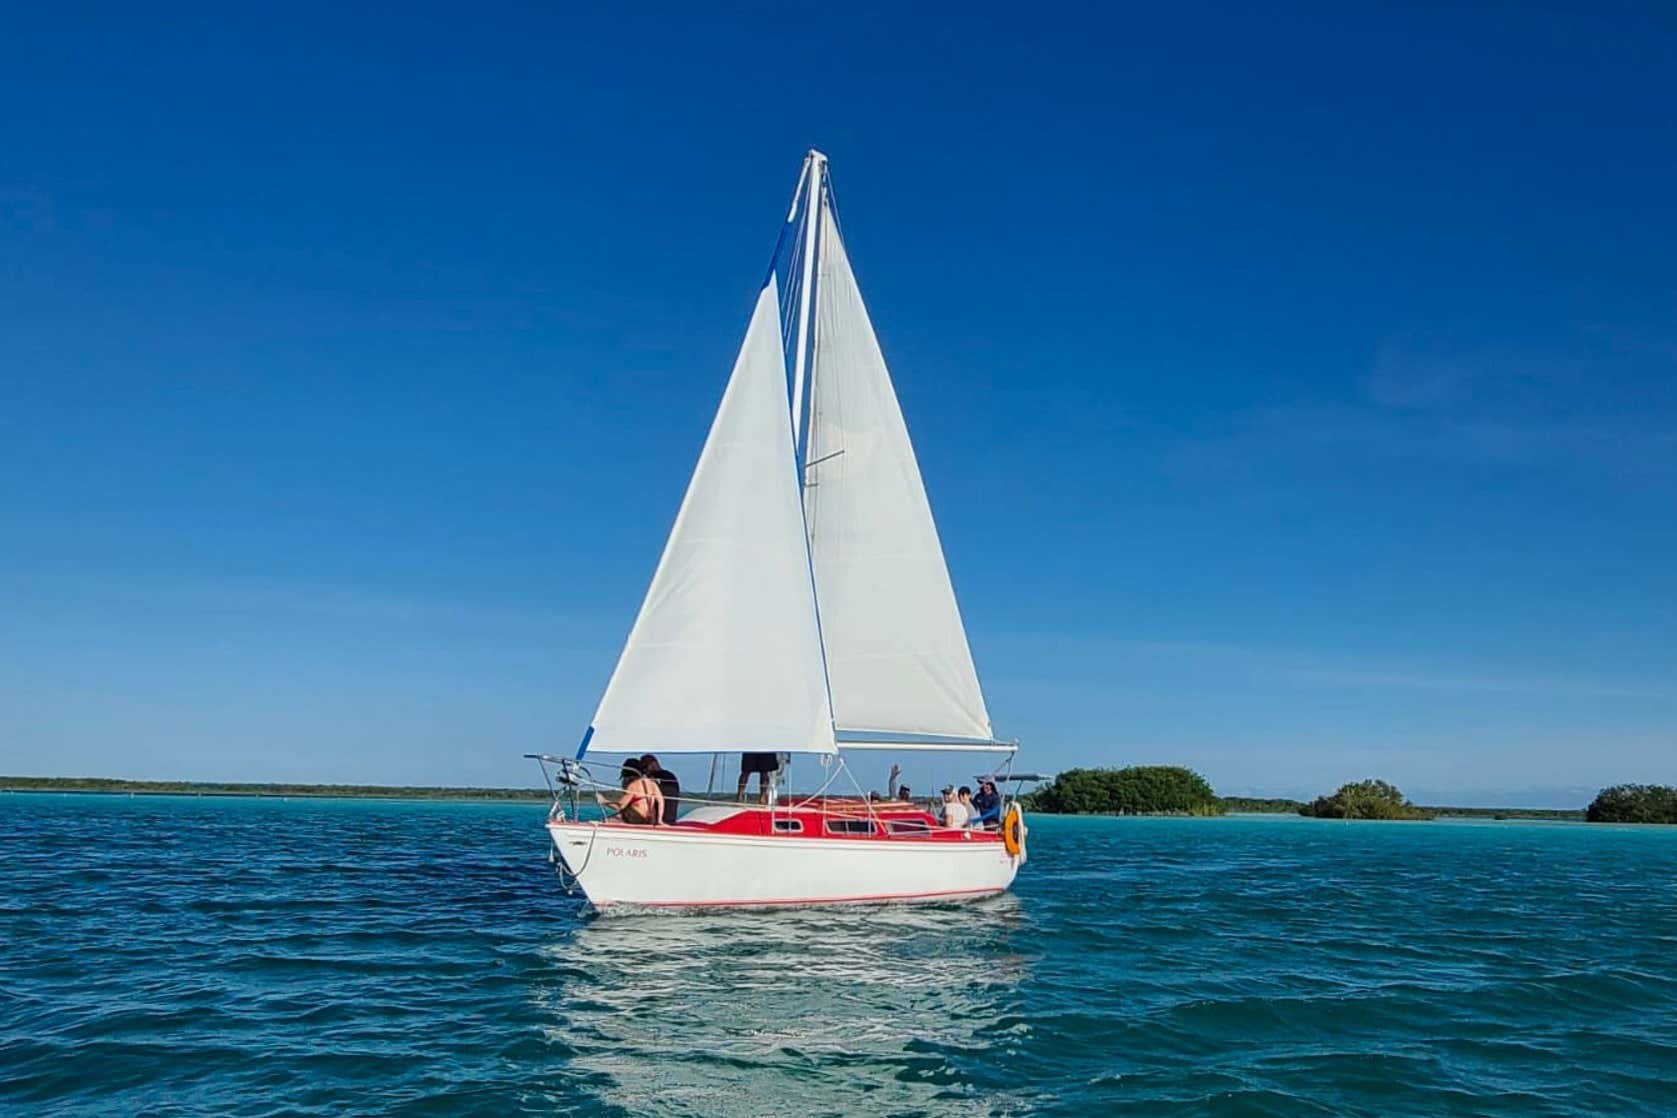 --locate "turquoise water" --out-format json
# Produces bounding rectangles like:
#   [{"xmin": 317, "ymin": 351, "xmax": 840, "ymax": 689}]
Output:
[{"xmin": 3, "ymin": 797, "xmax": 1676, "ymax": 1116}]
